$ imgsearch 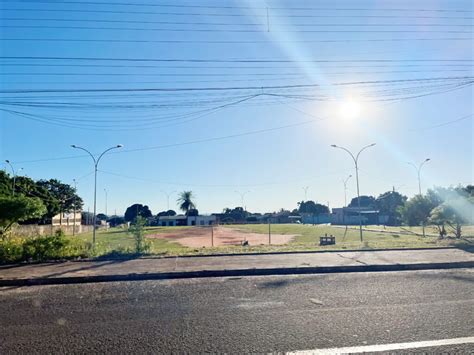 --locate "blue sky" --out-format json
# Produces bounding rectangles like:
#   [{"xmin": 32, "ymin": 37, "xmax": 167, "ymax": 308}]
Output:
[{"xmin": 0, "ymin": 0, "xmax": 472, "ymax": 215}]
